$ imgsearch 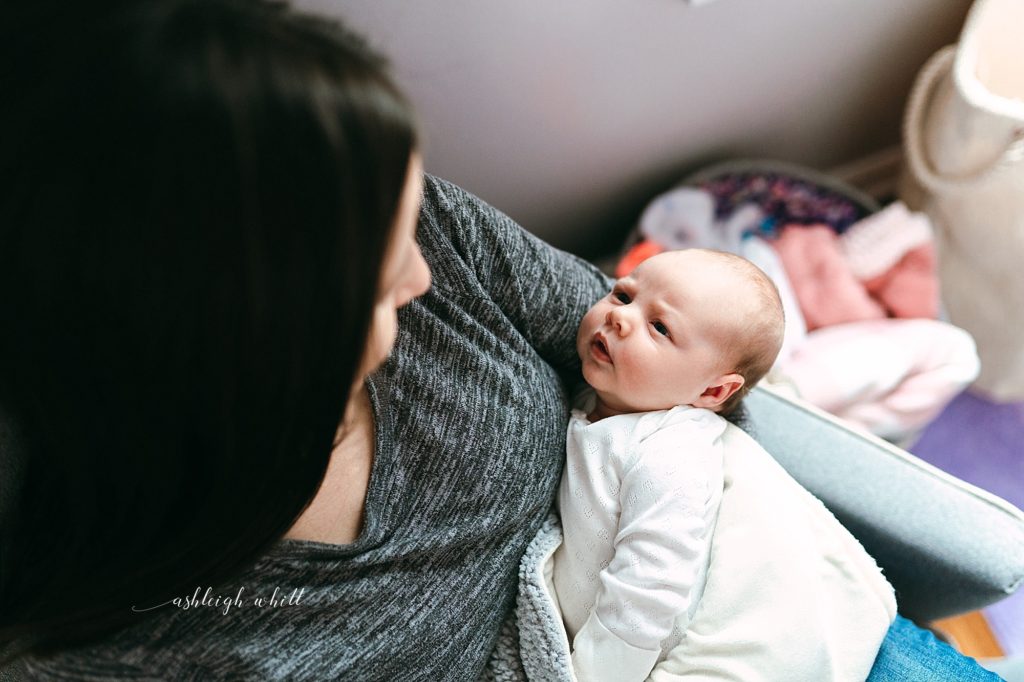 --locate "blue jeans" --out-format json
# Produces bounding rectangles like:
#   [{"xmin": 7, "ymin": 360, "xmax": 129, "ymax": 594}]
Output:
[{"xmin": 867, "ymin": 615, "xmax": 1003, "ymax": 681}]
